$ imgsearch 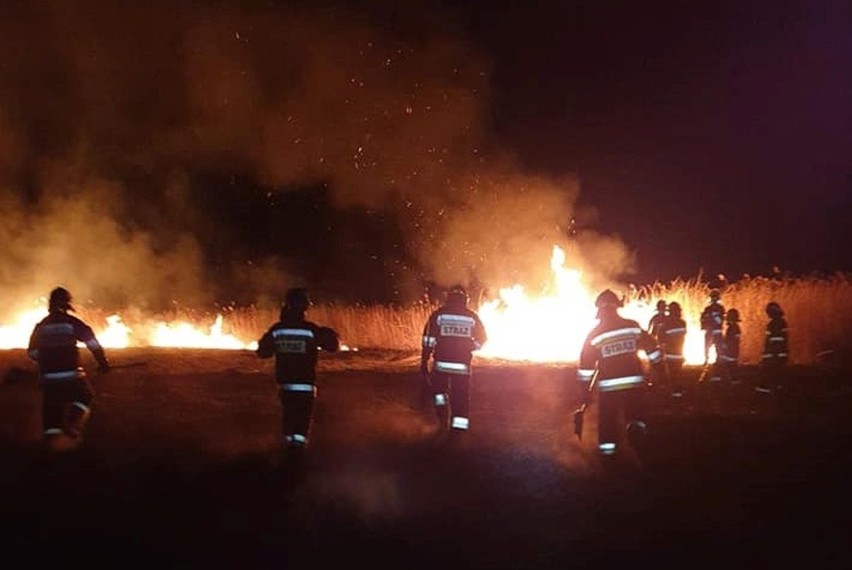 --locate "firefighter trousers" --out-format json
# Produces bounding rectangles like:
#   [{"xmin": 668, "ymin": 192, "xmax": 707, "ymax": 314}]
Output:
[
  {"xmin": 598, "ymin": 386, "xmax": 646, "ymax": 451},
  {"xmin": 41, "ymin": 377, "xmax": 94, "ymax": 437},
  {"xmin": 278, "ymin": 383, "xmax": 316, "ymax": 447},
  {"xmin": 665, "ymin": 359, "xmax": 685, "ymax": 395},
  {"xmin": 429, "ymin": 372, "xmax": 471, "ymax": 431}
]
